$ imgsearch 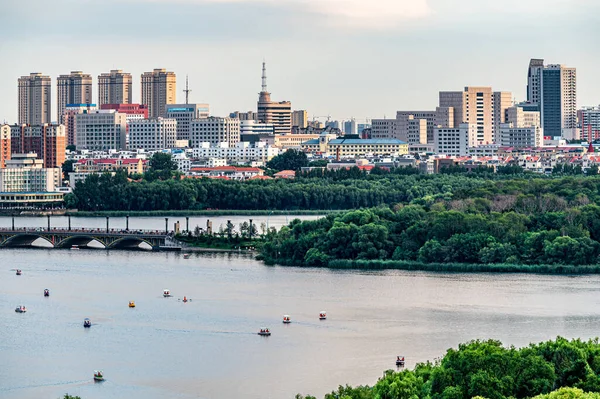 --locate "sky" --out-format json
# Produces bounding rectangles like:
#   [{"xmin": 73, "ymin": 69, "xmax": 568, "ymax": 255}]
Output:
[{"xmin": 1, "ymin": 0, "xmax": 599, "ymax": 123}]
